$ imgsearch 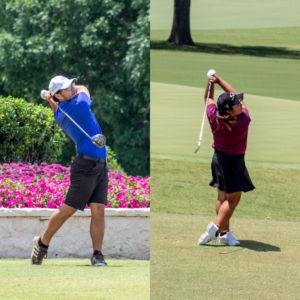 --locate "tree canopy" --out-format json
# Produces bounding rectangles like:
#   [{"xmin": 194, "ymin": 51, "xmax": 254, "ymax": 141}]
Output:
[{"xmin": 0, "ymin": 0, "xmax": 149, "ymax": 176}]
